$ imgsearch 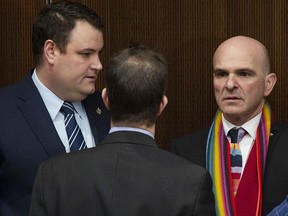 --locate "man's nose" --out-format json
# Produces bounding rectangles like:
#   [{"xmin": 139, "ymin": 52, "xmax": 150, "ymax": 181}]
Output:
[{"xmin": 225, "ymin": 74, "xmax": 237, "ymax": 90}]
